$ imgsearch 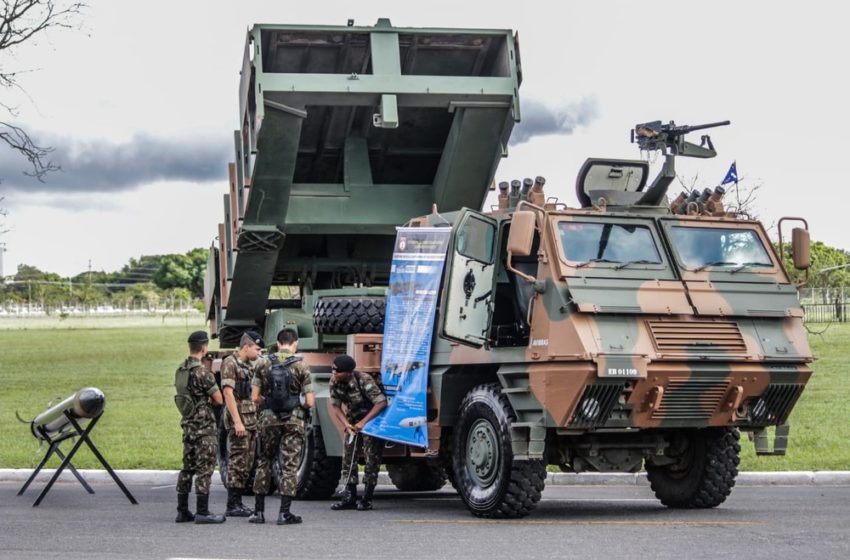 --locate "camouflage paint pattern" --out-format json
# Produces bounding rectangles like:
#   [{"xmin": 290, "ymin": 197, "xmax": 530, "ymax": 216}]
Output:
[
  {"xmin": 340, "ymin": 433, "xmax": 383, "ymax": 487},
  {"xmin": 252, "ymin": 351, "xmax": 313, "ymax": 496},
  {"xmin": 221, "ymin": 354, "xmax": 260, "ymax": 489},
  {"xmin": 175, "ymin": 358, "xmax": 220, "ymax": 495}
]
